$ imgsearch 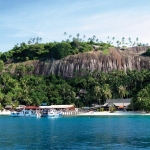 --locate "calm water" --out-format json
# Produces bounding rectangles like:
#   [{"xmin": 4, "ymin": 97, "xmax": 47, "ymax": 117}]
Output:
[{"xmin": 0, "ymin": 116, "xmax": 150, "ymax": 150}]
